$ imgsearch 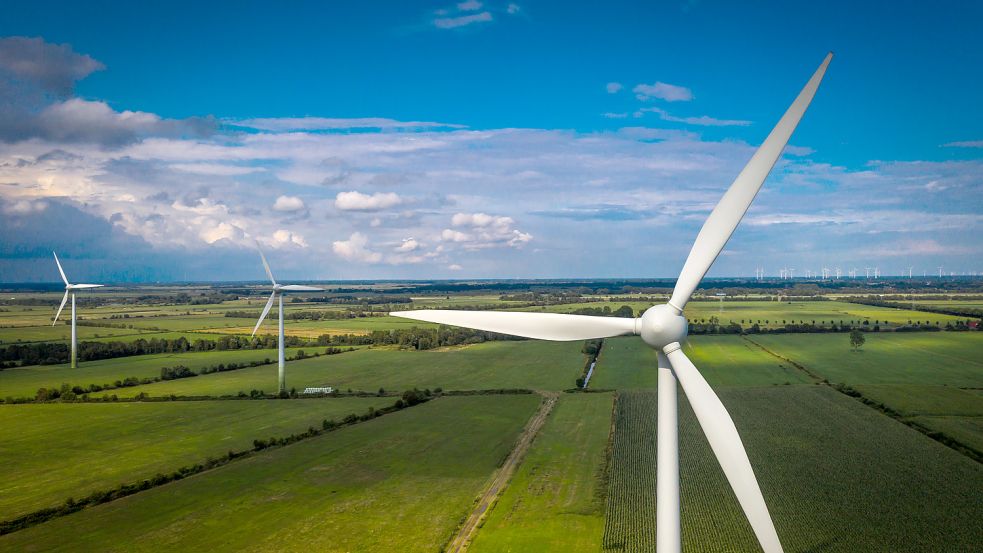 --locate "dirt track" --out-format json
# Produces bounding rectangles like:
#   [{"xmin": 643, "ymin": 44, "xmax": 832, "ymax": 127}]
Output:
[{"xmin": 444, "ymin": 392, "xmax": 558, "ymax": 553}]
